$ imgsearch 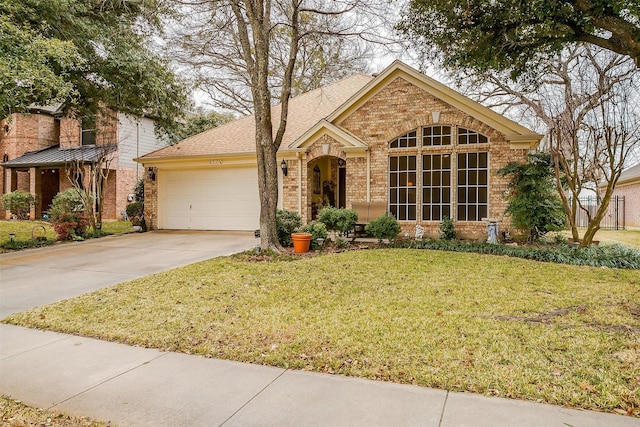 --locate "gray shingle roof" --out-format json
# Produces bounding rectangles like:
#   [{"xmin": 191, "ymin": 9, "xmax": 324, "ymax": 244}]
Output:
[{"xmin": 1, "ymin": 145, "xmax": 117, "ymax": 168}]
